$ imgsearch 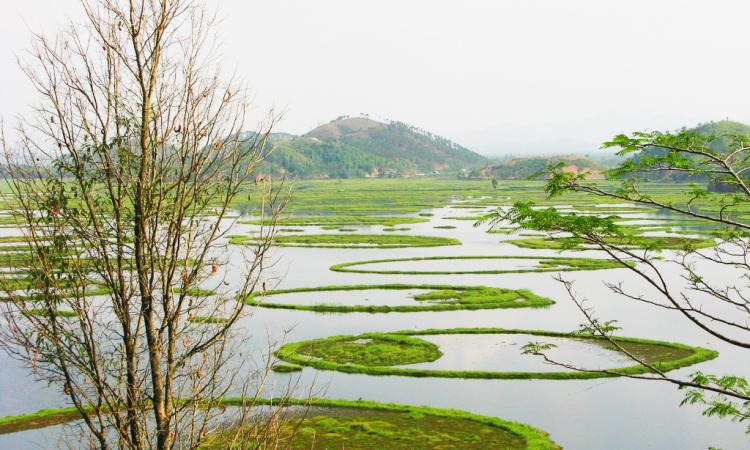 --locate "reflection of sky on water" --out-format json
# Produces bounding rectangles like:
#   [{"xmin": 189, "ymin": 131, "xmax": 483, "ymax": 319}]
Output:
[
  {"xmin": 1, "ymin": 203, "xmax": 748, "ymax": 449},
  {"xmin": 396, "ymin": 334, "xmax": 632, "ymax": 372}
]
